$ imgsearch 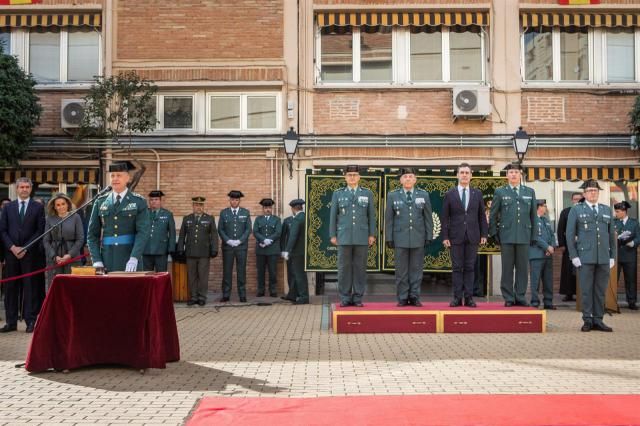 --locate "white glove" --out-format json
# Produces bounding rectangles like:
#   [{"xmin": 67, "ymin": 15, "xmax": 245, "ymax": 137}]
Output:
[
  {"xmin": 572, "ymin": 257, "xmax": 582, "ymax": 268},
  {"xmin": 125, "ymin": 257, "xmax": 138, "ymax": 272},
  {"xmin": 609, "ymin": 258, "xmax": 615, "ymax": 269},
  {"xmin": 264, "ymin": 238, "xmax": 273, "ymax": 246},
  {"xmin": 626, "ymin": 241, "xmax": 635, "ymax": 248},
  {"xmin": 93, "ymin": 261, "xmax": 104, "ymax": 268},
  {"xmin": 281, "ymin": 251, "xmax": 287, "ymax": 258},
  {"xmin": 282, "ymin": 251, "xmax": 289, "ymax": 260},
  {"xmin": 227, "ymin": 240, "xmax": 238, "ymax": 247}
]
